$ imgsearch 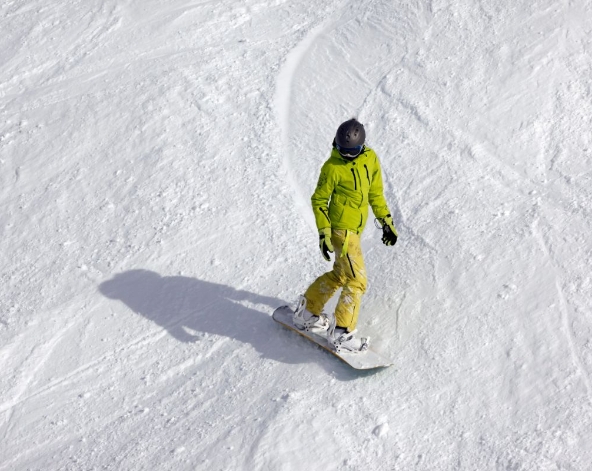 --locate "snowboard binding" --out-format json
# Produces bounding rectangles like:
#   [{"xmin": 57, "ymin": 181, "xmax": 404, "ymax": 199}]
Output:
[
  {"xmin": 292, "ymin": 296, "xmax": 329, "ymax": 332},
  {"xmin": 327, "ymin": 315, "xmax": 369, "ymax": 353}
]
